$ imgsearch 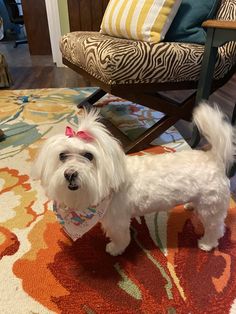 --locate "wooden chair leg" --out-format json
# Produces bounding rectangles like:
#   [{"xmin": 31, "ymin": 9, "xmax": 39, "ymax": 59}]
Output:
[
  {"xmin": 0, "ymin": 129, "xmax": 5, "ymax": 141},
  {"xmin": 228, "ymin": 103, "xmax": 236, "ymax": 178},
  {"xmin": 77, "ymin": 89, "xmax": 189, "ymax": 153},
  {"xmin": 232, "ymin": 103, "xmax": 236, "ymax": 125},
  {"xmin": 125, "ymin": 115, "xmax": 179, "ymax": 153},
  {"xmin": 78, "ymin": 90, "xmax": 179, "ymax": 153},
  {"xmin": 195, "ymin": 29, "xmax": 217, "ymax": 105},
  {"xmin": 101, "ymin": 116, "xmax": 132, "ymax": 149},
  {"xmin": 78, "ymin": 88, "xmax": 106, "ymax": 109},
  {"xmin": 229, "ymin": 161, "xmax": 236, "ymax": 178},
  {"xmin": 189, "ymin": 28, "xmax": 218, "ymax": 148},
  {"xmin": 189, "ymin": 126, "xmax": 201, "ymax": 148}
]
